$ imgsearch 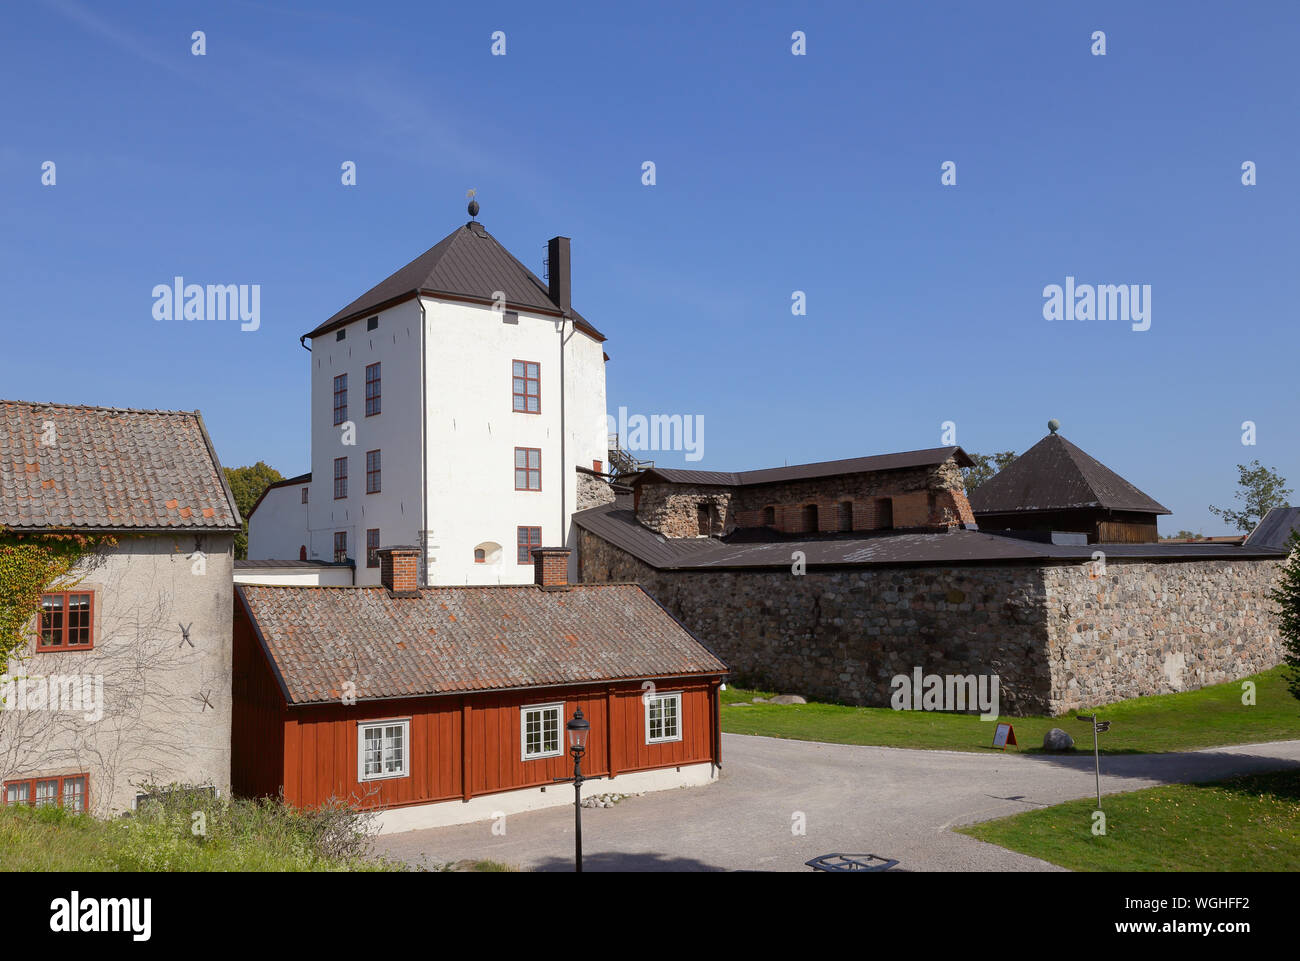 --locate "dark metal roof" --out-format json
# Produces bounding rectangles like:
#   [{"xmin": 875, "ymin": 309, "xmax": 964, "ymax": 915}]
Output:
[
  {"xmin": 303, "ymin": 221, "xmax": 605, "ymax": 342},
  {"xmin": 238, "ymin": 582, "xmax": 727, "ymax": 706},
  {"xmin": 967, "ymin": 433, "xmax": 1170, "ymax": 516},
  {"xmin": 1245, "ymin": 506, "xmax": 1300, "ymax": 551},
  {"xmin": 632, "ymin": 447, "xmax": 974, "ymax": 488},
  {"xmin": 0, "ymin": 400, "xmax": 241, "ymax": 532},
  {"xmin": 574, "ymin": 503, "xmax": 1285, "ymax": 571}
]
